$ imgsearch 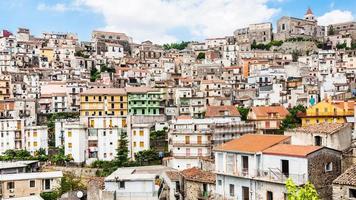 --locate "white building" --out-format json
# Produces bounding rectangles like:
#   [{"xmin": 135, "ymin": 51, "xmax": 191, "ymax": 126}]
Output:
[
  {"xmin": 63, "ymin": 123, "xmax": 87, "ymax": 163},
  {"xmin": 104, "ymin": 165, "xmax": 173, "ymax": 200},
  {"xmin": 214, "ymin": 134, "xmax": 342, "ymax": 200},
  {"xmin": 24, "ymin": 126, "xmax": 48, "ymax": 155}
]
